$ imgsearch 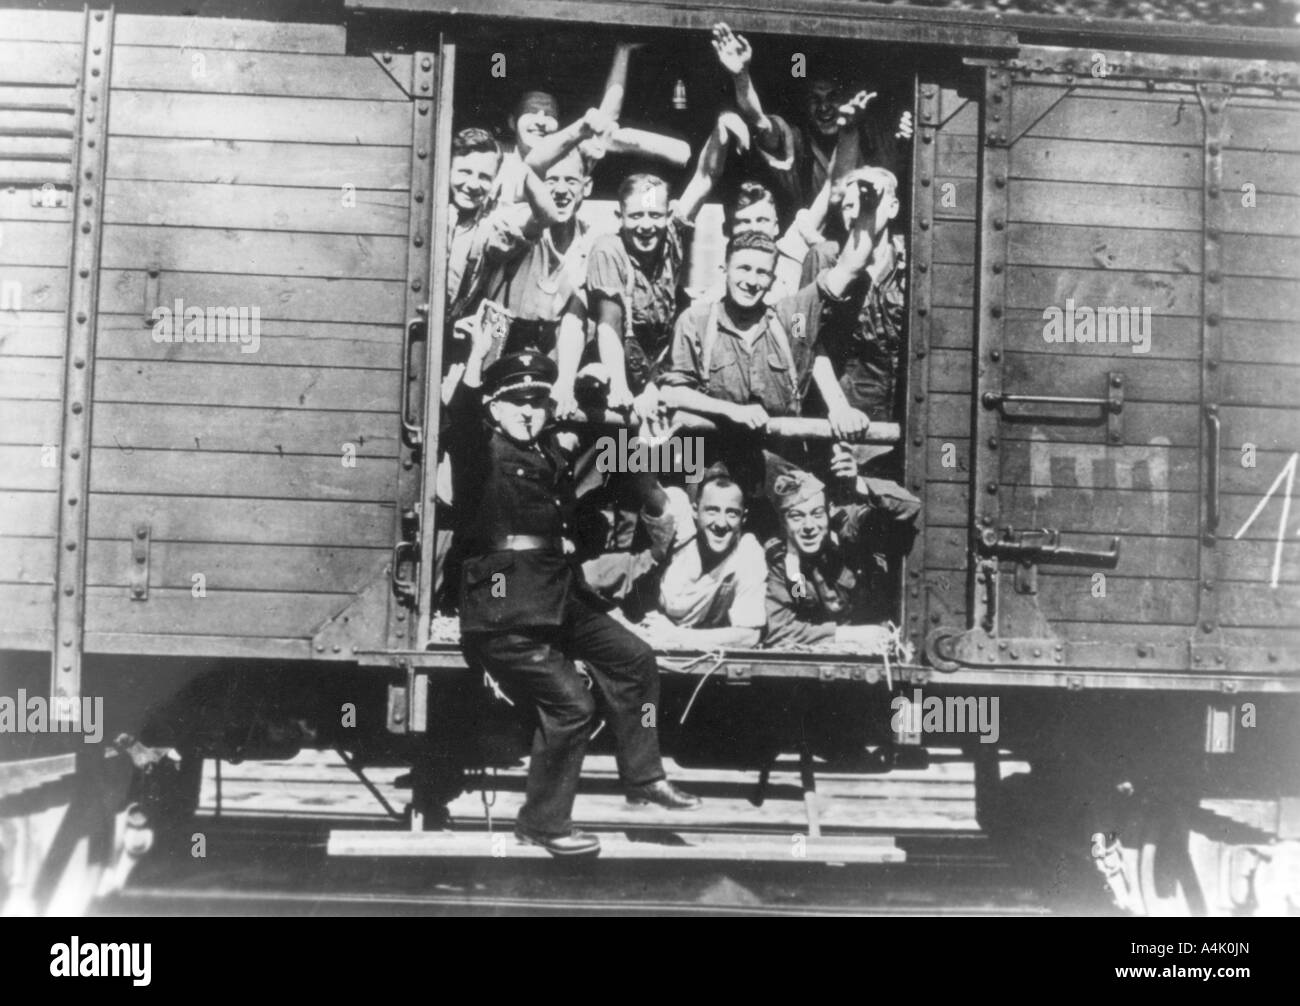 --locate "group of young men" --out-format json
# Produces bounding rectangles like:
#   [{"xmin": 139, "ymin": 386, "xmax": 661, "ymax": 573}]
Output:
[{"xmin": 439, "ymin": 25, "xmax": 922, "ymax": 855}]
